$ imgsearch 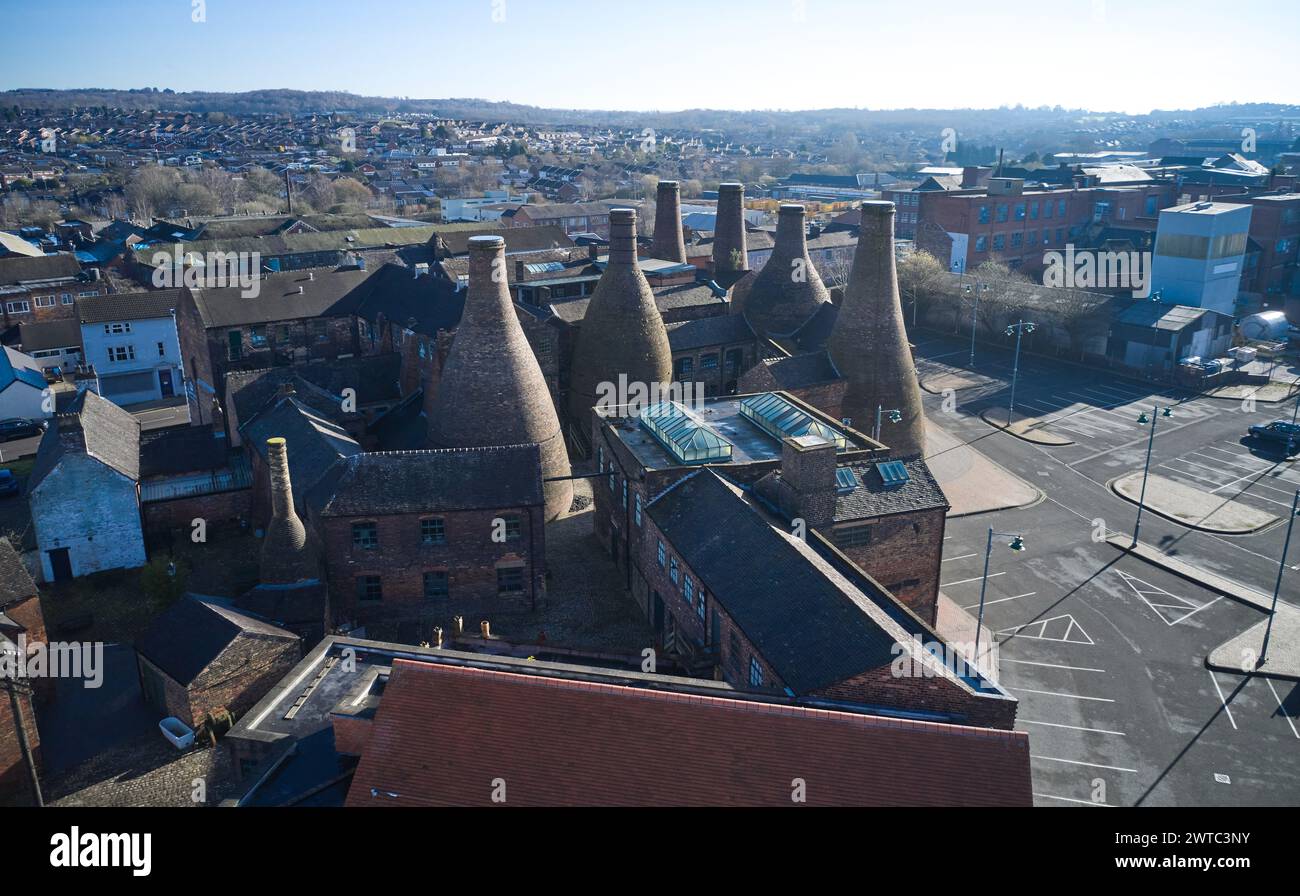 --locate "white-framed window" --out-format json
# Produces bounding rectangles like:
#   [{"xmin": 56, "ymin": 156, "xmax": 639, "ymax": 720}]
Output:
[
  {"xmin": 60, "ymin": 293, "xmax": 73, "ymax": 304},
  {"xmin": 104, "ymin": 322, "xmax": 131, "ymax": 335},
  {"xmin": 78, "ymin": 290, "xmax": 98, "ymax": 298},
  {"xmin": 35, "ymin": 295, "xmax": 56, "ymax": 308},
  {"xmin": 5, "ymin": 301, "xmax": 31, "ymax": 314},
  {"xmin": 108, "ymin": 345, "xmax": 136, "ymax": 363}
]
